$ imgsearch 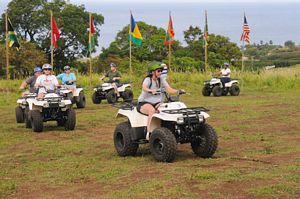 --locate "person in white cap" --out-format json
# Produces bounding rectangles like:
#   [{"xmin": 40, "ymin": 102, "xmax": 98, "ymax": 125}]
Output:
[{"xmin": 220, "ymin": 62, "xmax": 231, "ymax": 87}]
